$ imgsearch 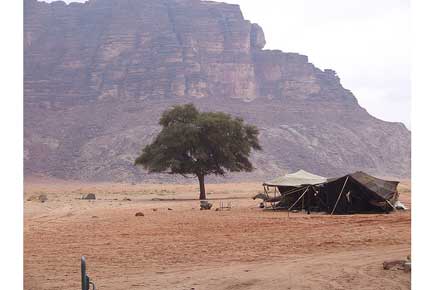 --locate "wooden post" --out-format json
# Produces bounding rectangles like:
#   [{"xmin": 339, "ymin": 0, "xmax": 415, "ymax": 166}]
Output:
[{"xmin": 385, "ymin": 199, "xmax": 396, "ymax": 211}]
